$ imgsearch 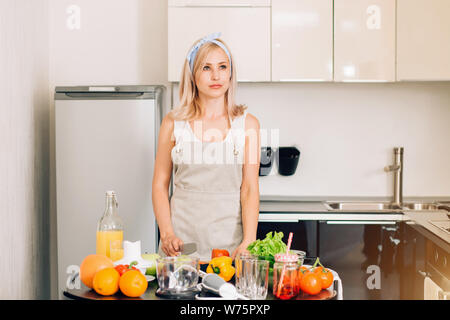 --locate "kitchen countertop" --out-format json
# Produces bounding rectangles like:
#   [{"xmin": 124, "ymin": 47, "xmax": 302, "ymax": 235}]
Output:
[
  {"xmin": 260, "ymin": 195, "xmax": 450, "ymax": 202},
  {"xmin": 260, "ymin": 200, "xmax": 329, "ymax": 212},
  {"xmin": 259, "ymin": 195, "xmax": 450, "ymax": 212},
  {"xmin": 258, "ymin": 196, "xmax": 450, "ymax": 246},
  {"xmin": 404, "ymin": 211, "xmax": 450, "ymax": 253}
]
